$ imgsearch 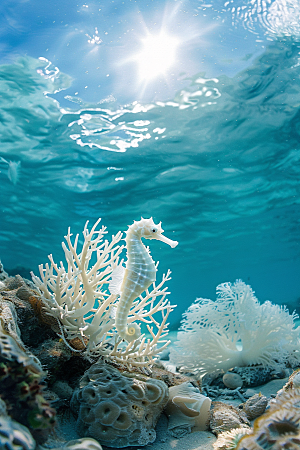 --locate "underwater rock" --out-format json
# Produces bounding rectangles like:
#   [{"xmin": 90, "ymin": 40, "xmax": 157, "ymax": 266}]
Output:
[
  {"xmin": 164, "ymin": 381, "xmax": 211, "ymax": 438},
  {"xmin": 223, "ymin": 372, "xmax": 243, "ymax": 389},
  {"xmin": 70, "ymin": 361, "xmax": 169, "ymax": 448},
  {"xmin": 242, "ymin": 393, "xmax": 268, "ymax": 420},
  {"xmin": 0, "ymin": 275, "xmax": 57, "ymax": 347},
  {"xmin": 236, "ymin": 388, "xmax": 300, "ymax": 449},
  {"xmin": 209, "ymin": 401, "xmax": 250, "ymax": 436},
  {"xmin": 213, "ymin": 426, "xmax": 252, "ymax": 450}
]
